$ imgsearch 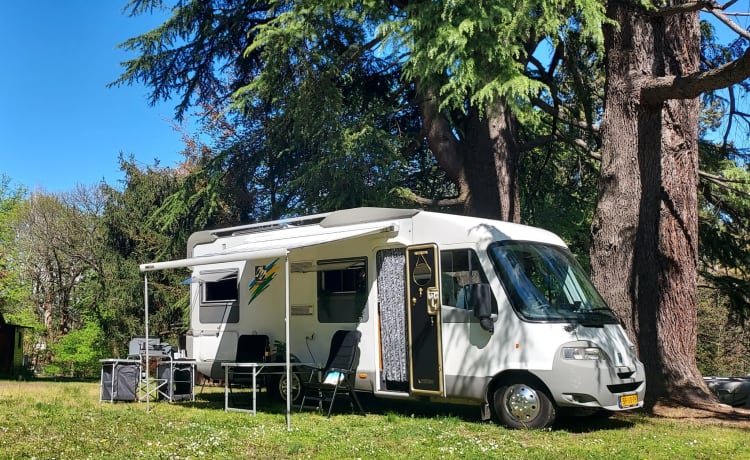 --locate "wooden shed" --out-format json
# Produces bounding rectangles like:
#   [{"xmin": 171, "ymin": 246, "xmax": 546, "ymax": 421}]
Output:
[{"xmin": 0, "ymin": 313, "xmax": 28, "ymax": 378}]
